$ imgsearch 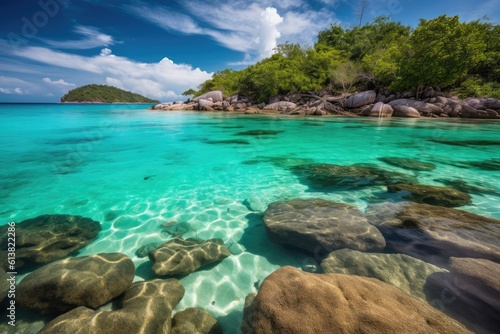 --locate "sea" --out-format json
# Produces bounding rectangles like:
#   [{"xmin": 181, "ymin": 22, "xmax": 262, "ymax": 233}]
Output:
[{"xmin": 1, "ymin": 103, "xmax": 499, "ymax": 333}]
